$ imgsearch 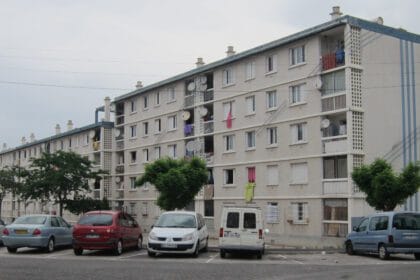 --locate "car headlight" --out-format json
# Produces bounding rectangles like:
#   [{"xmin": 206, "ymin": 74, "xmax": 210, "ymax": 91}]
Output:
[
  {"xmin": 149, "ymin": 232, "xmax": 158, "ymax": 241},
  {"xmin": 182, "ymin": 233, "xmax": 194, "ymax": 241}
]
